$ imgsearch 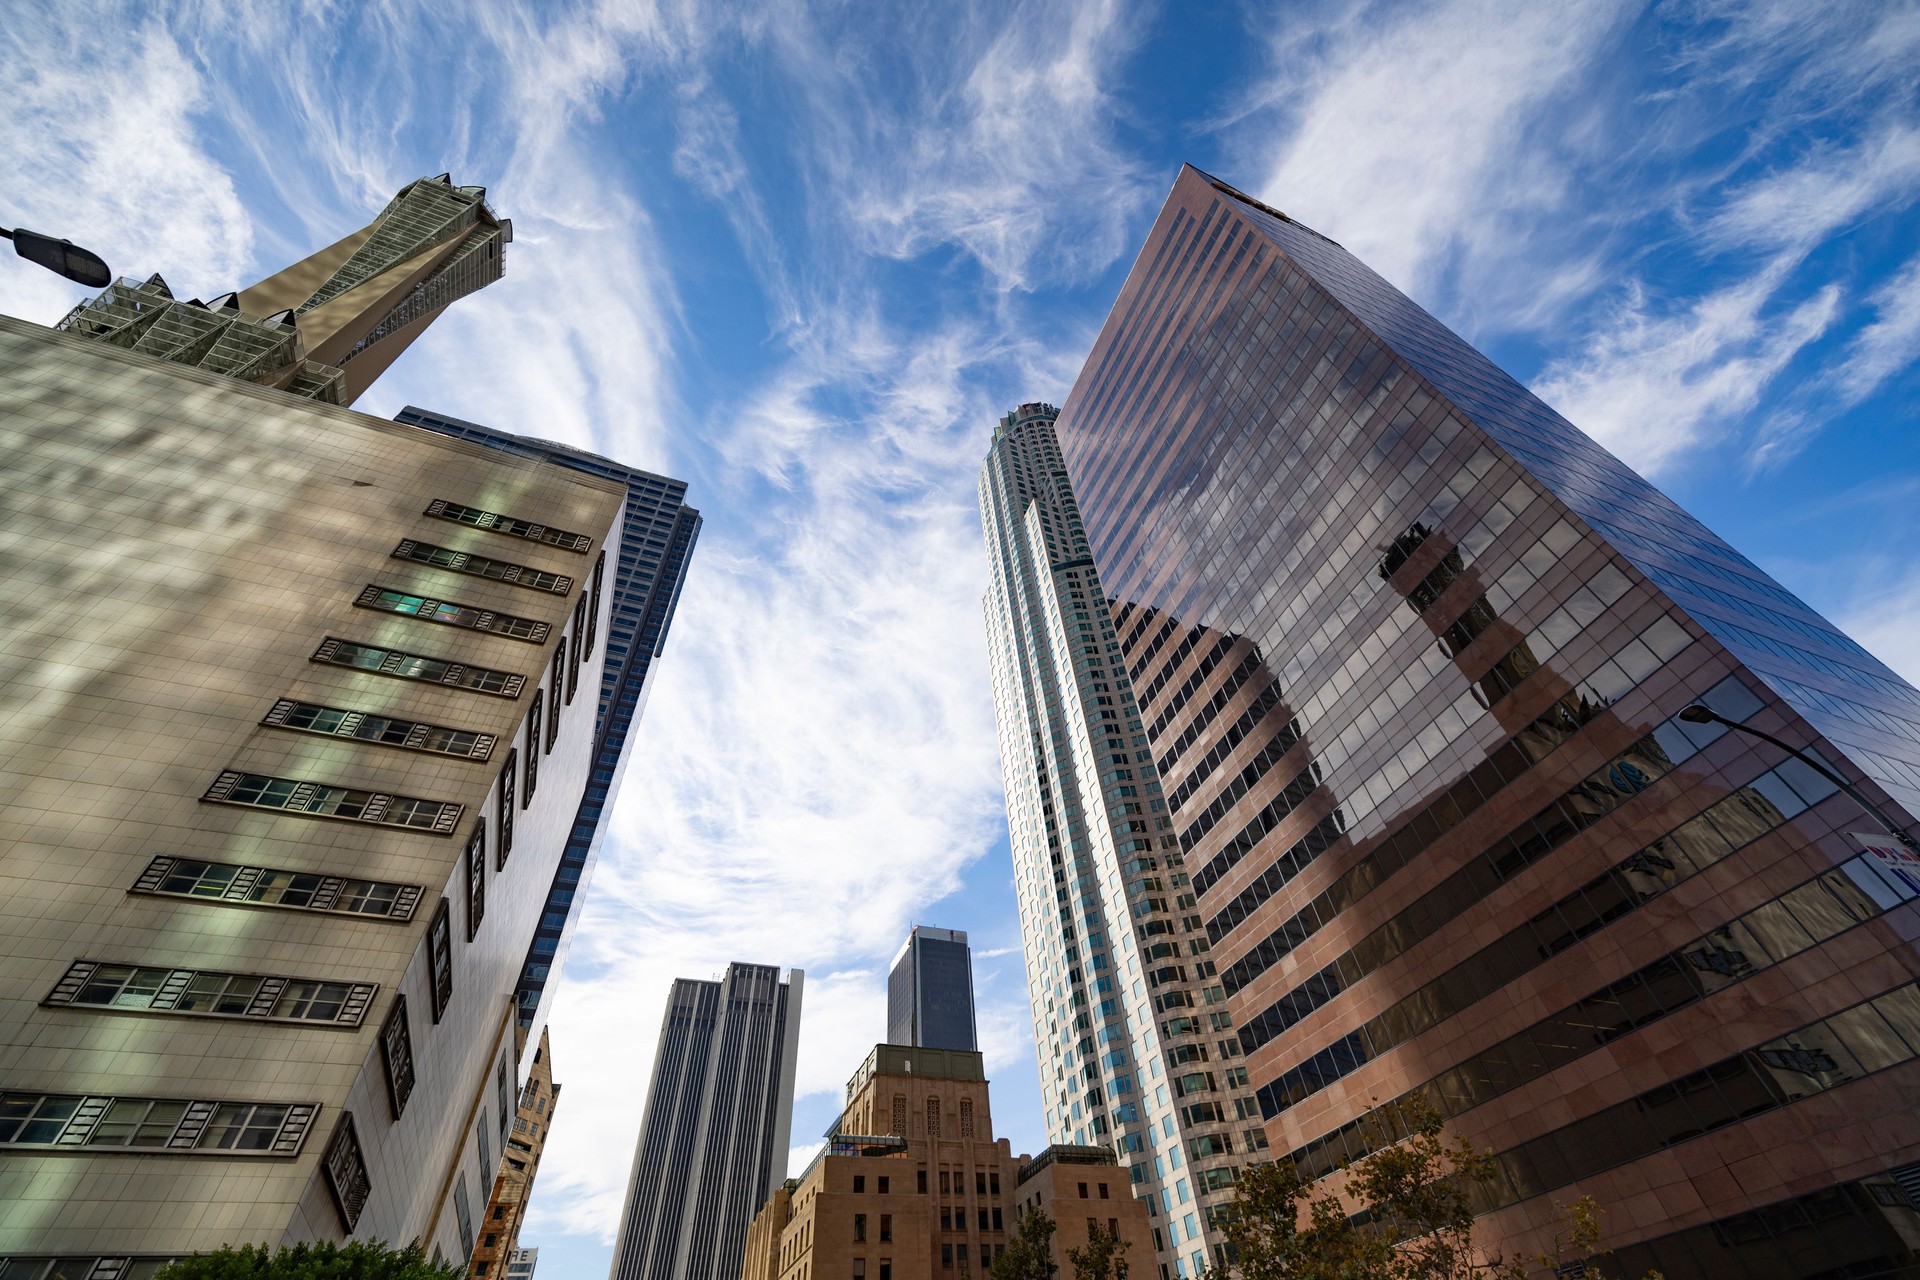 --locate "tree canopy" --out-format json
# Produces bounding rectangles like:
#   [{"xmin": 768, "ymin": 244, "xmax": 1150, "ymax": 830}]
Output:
[
  {"xmin": 991, "ymin": 1208, "xmax": 1061, "ymax": 1280},
  {"xmin": 154, "ymin": 1240, "xmax": 462, "ymax": 1280}
]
